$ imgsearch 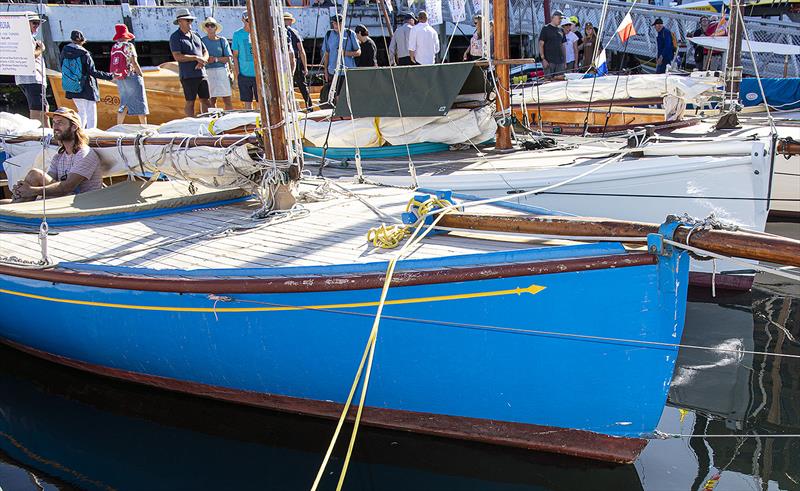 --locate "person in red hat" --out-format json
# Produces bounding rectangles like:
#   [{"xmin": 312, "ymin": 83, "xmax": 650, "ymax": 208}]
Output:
[{"xmin": 109, "ymin": 24, "xmax": 149, "ymax": 125}]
